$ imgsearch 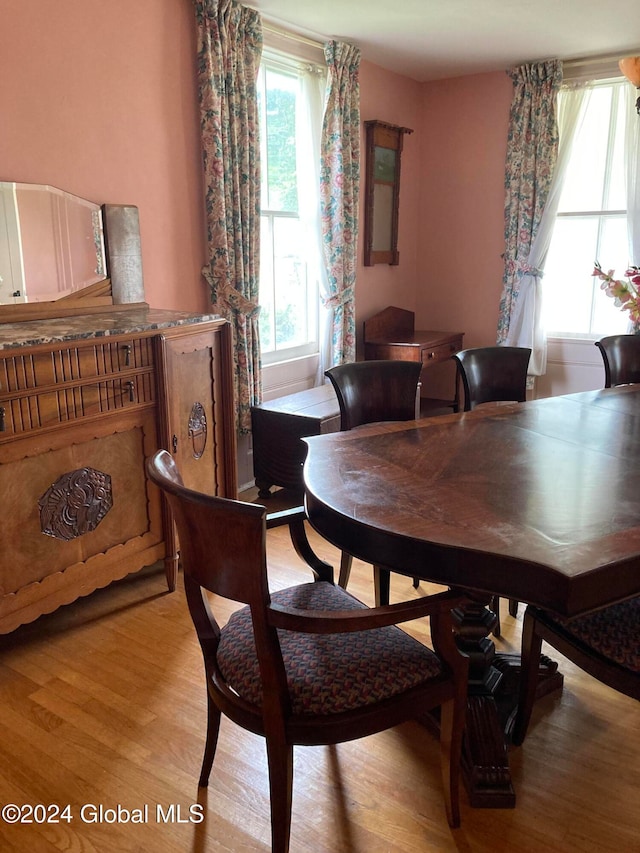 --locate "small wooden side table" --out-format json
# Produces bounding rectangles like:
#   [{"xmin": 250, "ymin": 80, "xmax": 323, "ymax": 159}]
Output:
[
  {"xmin": 364, "ymin": 306, "xmax": 464, "ymax": 413},
  {"xmin": 251, "ymin": 384, "xmax": 340, "ymax": 498}
]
